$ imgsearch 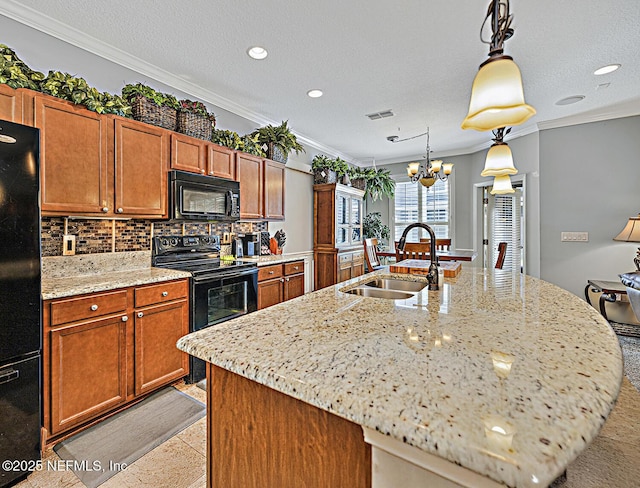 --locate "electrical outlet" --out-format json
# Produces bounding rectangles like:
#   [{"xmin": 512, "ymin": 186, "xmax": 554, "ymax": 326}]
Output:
[
  {"xmin": 561, "ymin": 231, "xmax": 589, "ymax": 242},
  {"xmin": 63, "ymin": 234, "xmax": 76, "ymax": 255},
  {"xmin": 222, "ymin": 232, "xmax": 230, "ymax": 244}
]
